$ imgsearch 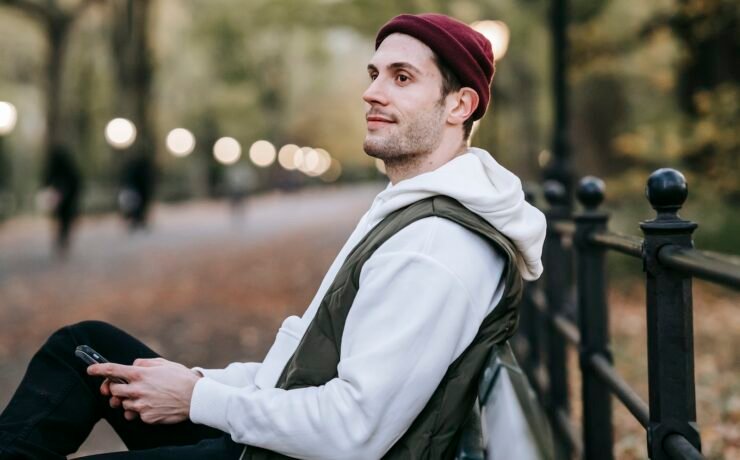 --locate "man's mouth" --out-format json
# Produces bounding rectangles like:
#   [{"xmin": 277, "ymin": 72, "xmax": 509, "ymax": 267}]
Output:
[{"xmin": 366, "ymin": 114, "xmax": 396, "ymax": 128}]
